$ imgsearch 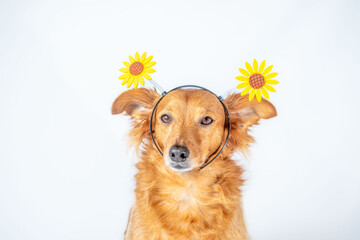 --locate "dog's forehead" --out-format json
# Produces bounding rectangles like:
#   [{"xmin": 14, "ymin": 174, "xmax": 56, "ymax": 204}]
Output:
[{"xmin": 157, "ymin": 89, "xmax": 223, "ymax": 113}]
